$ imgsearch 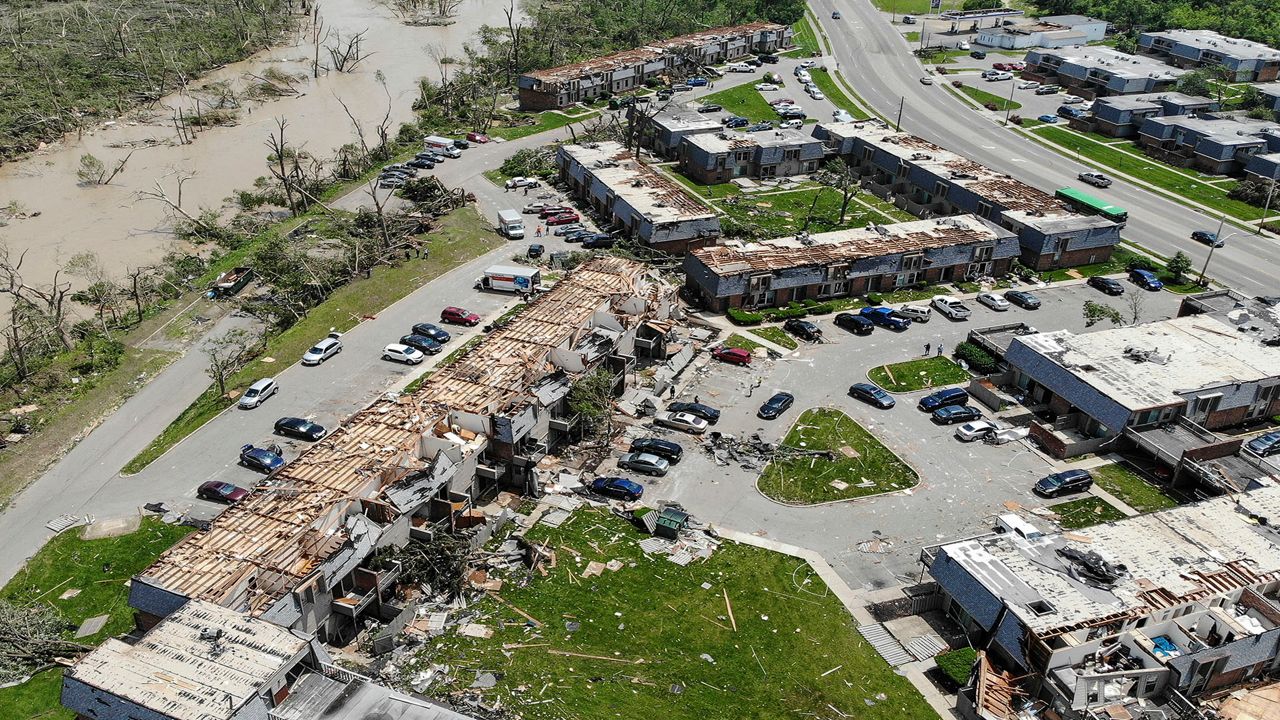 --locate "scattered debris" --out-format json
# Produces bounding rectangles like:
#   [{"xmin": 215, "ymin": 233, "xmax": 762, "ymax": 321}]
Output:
[
  {"xmin": 857, "ymin": 538, "xmax": 894, "ymax": 554},
  {"xmin": 458, "ymin": 623, "xmax": 494, "ymax": 639},
  {"xmin": 471, "ymin": 671, "xmax": 500, "ymax": 689},
  {"xmin": 74, "ymin": 614, "xmax": 110, "ymax": 638},
  {"xmin": 541, "ymin": 509, "xmax": 572, "ymax": 528}
]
